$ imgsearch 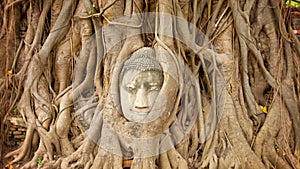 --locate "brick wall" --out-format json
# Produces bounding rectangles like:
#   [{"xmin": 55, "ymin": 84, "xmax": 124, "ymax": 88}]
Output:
[{"xmin": 6, "ymin": 118, "xmax": 26, "ymax": 146}]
